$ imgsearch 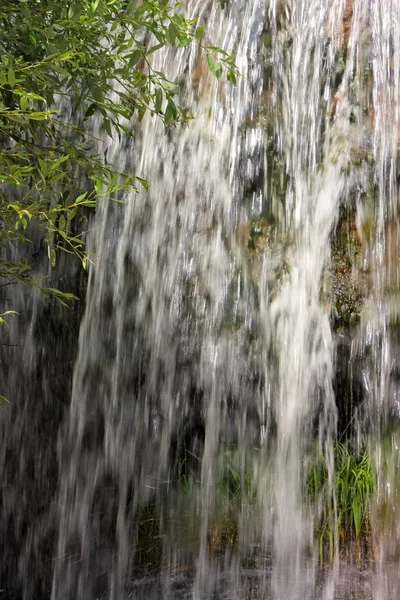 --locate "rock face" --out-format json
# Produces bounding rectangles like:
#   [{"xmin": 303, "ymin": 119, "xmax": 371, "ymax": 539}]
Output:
[
  {"xmin": 276, "ymin": 0, "xmax": 354, "ymax": 39},
  {"xmin": 328, "ymin": 209, "xmax": 369, "ymax": 333},
  {"xmin": 343, "ymin": 0, "xmax": 354, "ymax": 46},
  {"xmin": 0, "ymin": 252, "xmax": 87, "ymax": 599}
]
